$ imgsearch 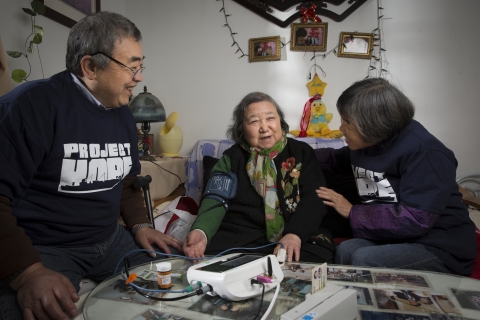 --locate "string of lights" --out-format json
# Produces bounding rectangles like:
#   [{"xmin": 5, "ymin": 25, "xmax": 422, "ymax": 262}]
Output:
[
  {"xmin": 366, "ymin": 0, "xmax": 389, "ymax": 79},
  {"xmin": 216, "ymin": 0, "xmax": 390, "ymax": 79},
  {"xmin": 217, "ymin": 0, "xmax": 248, "ymax": 59}
]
